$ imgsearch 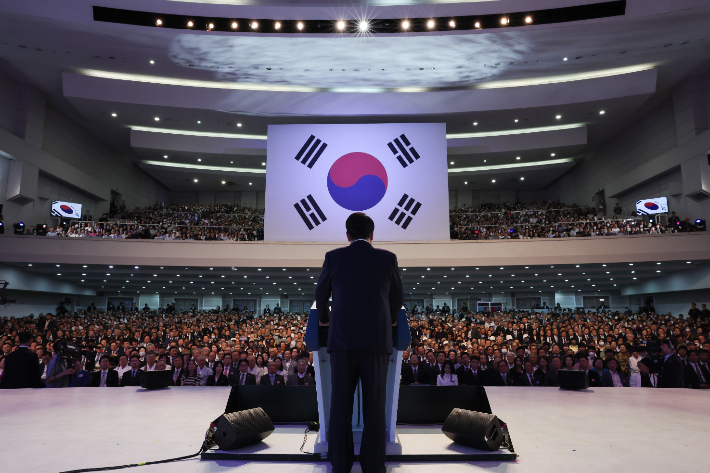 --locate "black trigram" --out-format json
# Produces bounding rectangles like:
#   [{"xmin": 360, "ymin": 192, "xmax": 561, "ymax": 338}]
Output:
[
  {"xmin": 387, "ymin": 134, "xmax": 420, "ymax": 168},
  {"xmin": 295, "ymin": 135, "xmax": 328, "ymax": 169},
  {"xmin": 388, "ymin": 193, "xmax": 421, "ymax": 230},
  {"xmin": 294, "ymin": 194, "xmax": 327, "ymax": 230}
]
